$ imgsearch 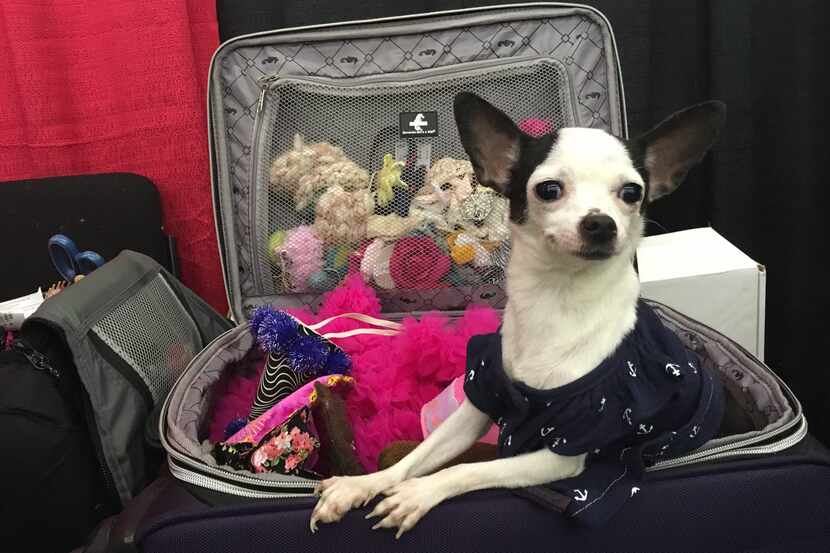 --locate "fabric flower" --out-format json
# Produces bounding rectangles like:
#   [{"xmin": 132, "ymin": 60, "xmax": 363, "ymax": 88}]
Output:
[
  {"xmin": 272, "ymin": 430, "xmax": 292, "ymax": 453},
  {"xmin": 292, "ymin": 430, "xmax": 315, "ymax": 453},
  {"xmin": 389, "ymin": 236, "xmax": 451, "ymax": 289},
  {"xmin": 260, "ymin": 439, "xmax": 281, "ymax": 460},
  {"xmin": 285, "ymin": 454, "xmax": 303, "ymax": 471},
  {"xmin": 251, "ymin": 447, "xmax": 271, "ymax": 472}
]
